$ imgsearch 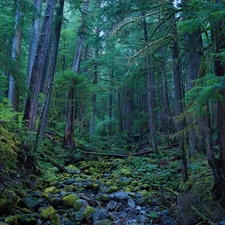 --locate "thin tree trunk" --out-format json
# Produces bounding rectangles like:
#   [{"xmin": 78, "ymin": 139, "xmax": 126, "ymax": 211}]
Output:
[
  {"xmin": 64, "ymin": 0, "xmax": 89, "ymax": 149},
  {"xmin": 89, "ymin": 47, "xmax": 98, "ymax": 136},
  {"xmin": 161, "ymin": 56, "xmax": 170, "ymax": 145},
  {"xmin": 171, "ymin": 10, "xmax": 188, "ymax": 182},
  {"xmin": 8, "ymin": 1, "xmax": 22, "ymax": 112},
  {"xmin": 142, "ymin": 13, "xmax": 158, "ymax": 153},
  {"xmin": 23, "ymin": 0, "xmax": 56, "ymax": 131}
]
